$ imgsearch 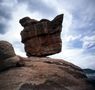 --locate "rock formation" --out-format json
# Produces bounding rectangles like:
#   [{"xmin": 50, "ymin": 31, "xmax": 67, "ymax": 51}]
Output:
[
  {"xmin": 0, "ymin": 41, "xmax": 16, "ymax": 60},
  {"xmin": 0, "ymin": 56, "xmax": 95, "ymax": 90},
  {"xmin": 0, "ymin": 41, "xmax": 94, "ymax": 90},
  {"xmin": 0, "ymin": 41, "xmax": 24, "ymax": 71},
  {"xmin": 20, "ymin": 14, "xmax": 63, "ymax": 57},
  {"xmin": 0, "ymin": 14, "xmax": 95, "ymax": 90}
]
